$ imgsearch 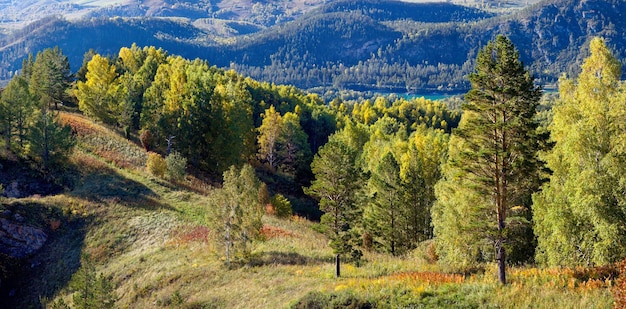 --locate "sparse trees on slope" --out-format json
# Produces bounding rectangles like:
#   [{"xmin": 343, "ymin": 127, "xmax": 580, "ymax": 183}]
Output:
[
  {"xmin": 533, "ymin": 37, "xmax": 626, "ymax": 267},
  {"xmin": 0, "ymin": 48, "xmax": 74, "ymax": 168},
  {"xmin": 432, "ymin": 35, "xmax": 545, "ymax": 284}
]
